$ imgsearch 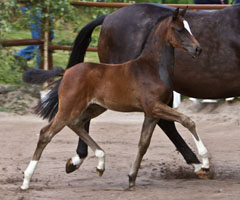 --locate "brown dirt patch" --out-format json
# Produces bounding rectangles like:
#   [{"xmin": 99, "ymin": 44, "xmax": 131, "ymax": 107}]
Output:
[{"xmin": 0, "ymin": 96, "xmax": 240, "ymax": 200}]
